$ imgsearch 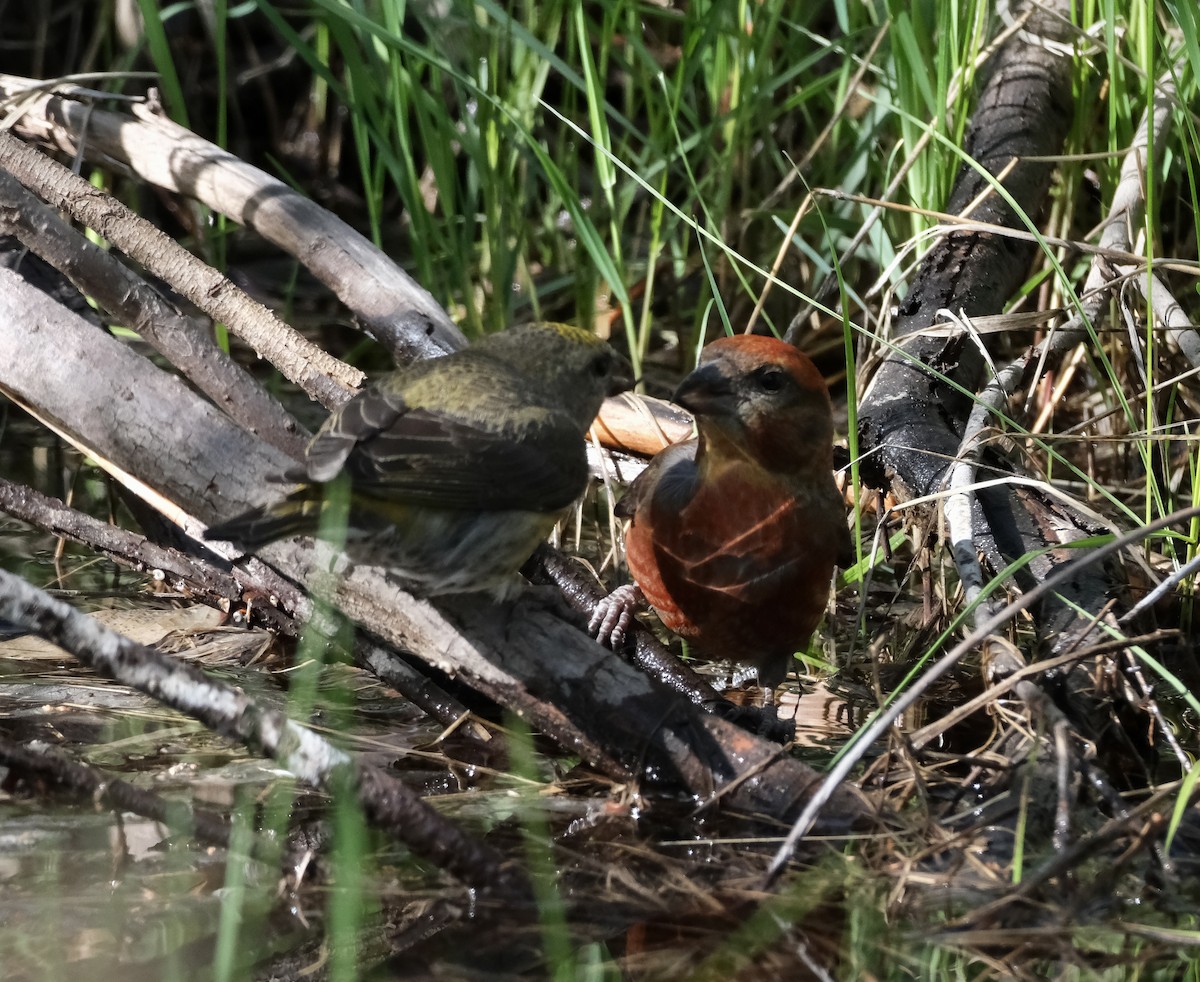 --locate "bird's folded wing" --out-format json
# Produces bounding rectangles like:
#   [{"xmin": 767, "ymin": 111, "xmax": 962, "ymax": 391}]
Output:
[
  {"xmin": 311, "ymin": 402, "xmax": 587, "ymax": 513},
  {"xmin": 615, "ymin": 440, "xmax": 697, "ymax": 519}
]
